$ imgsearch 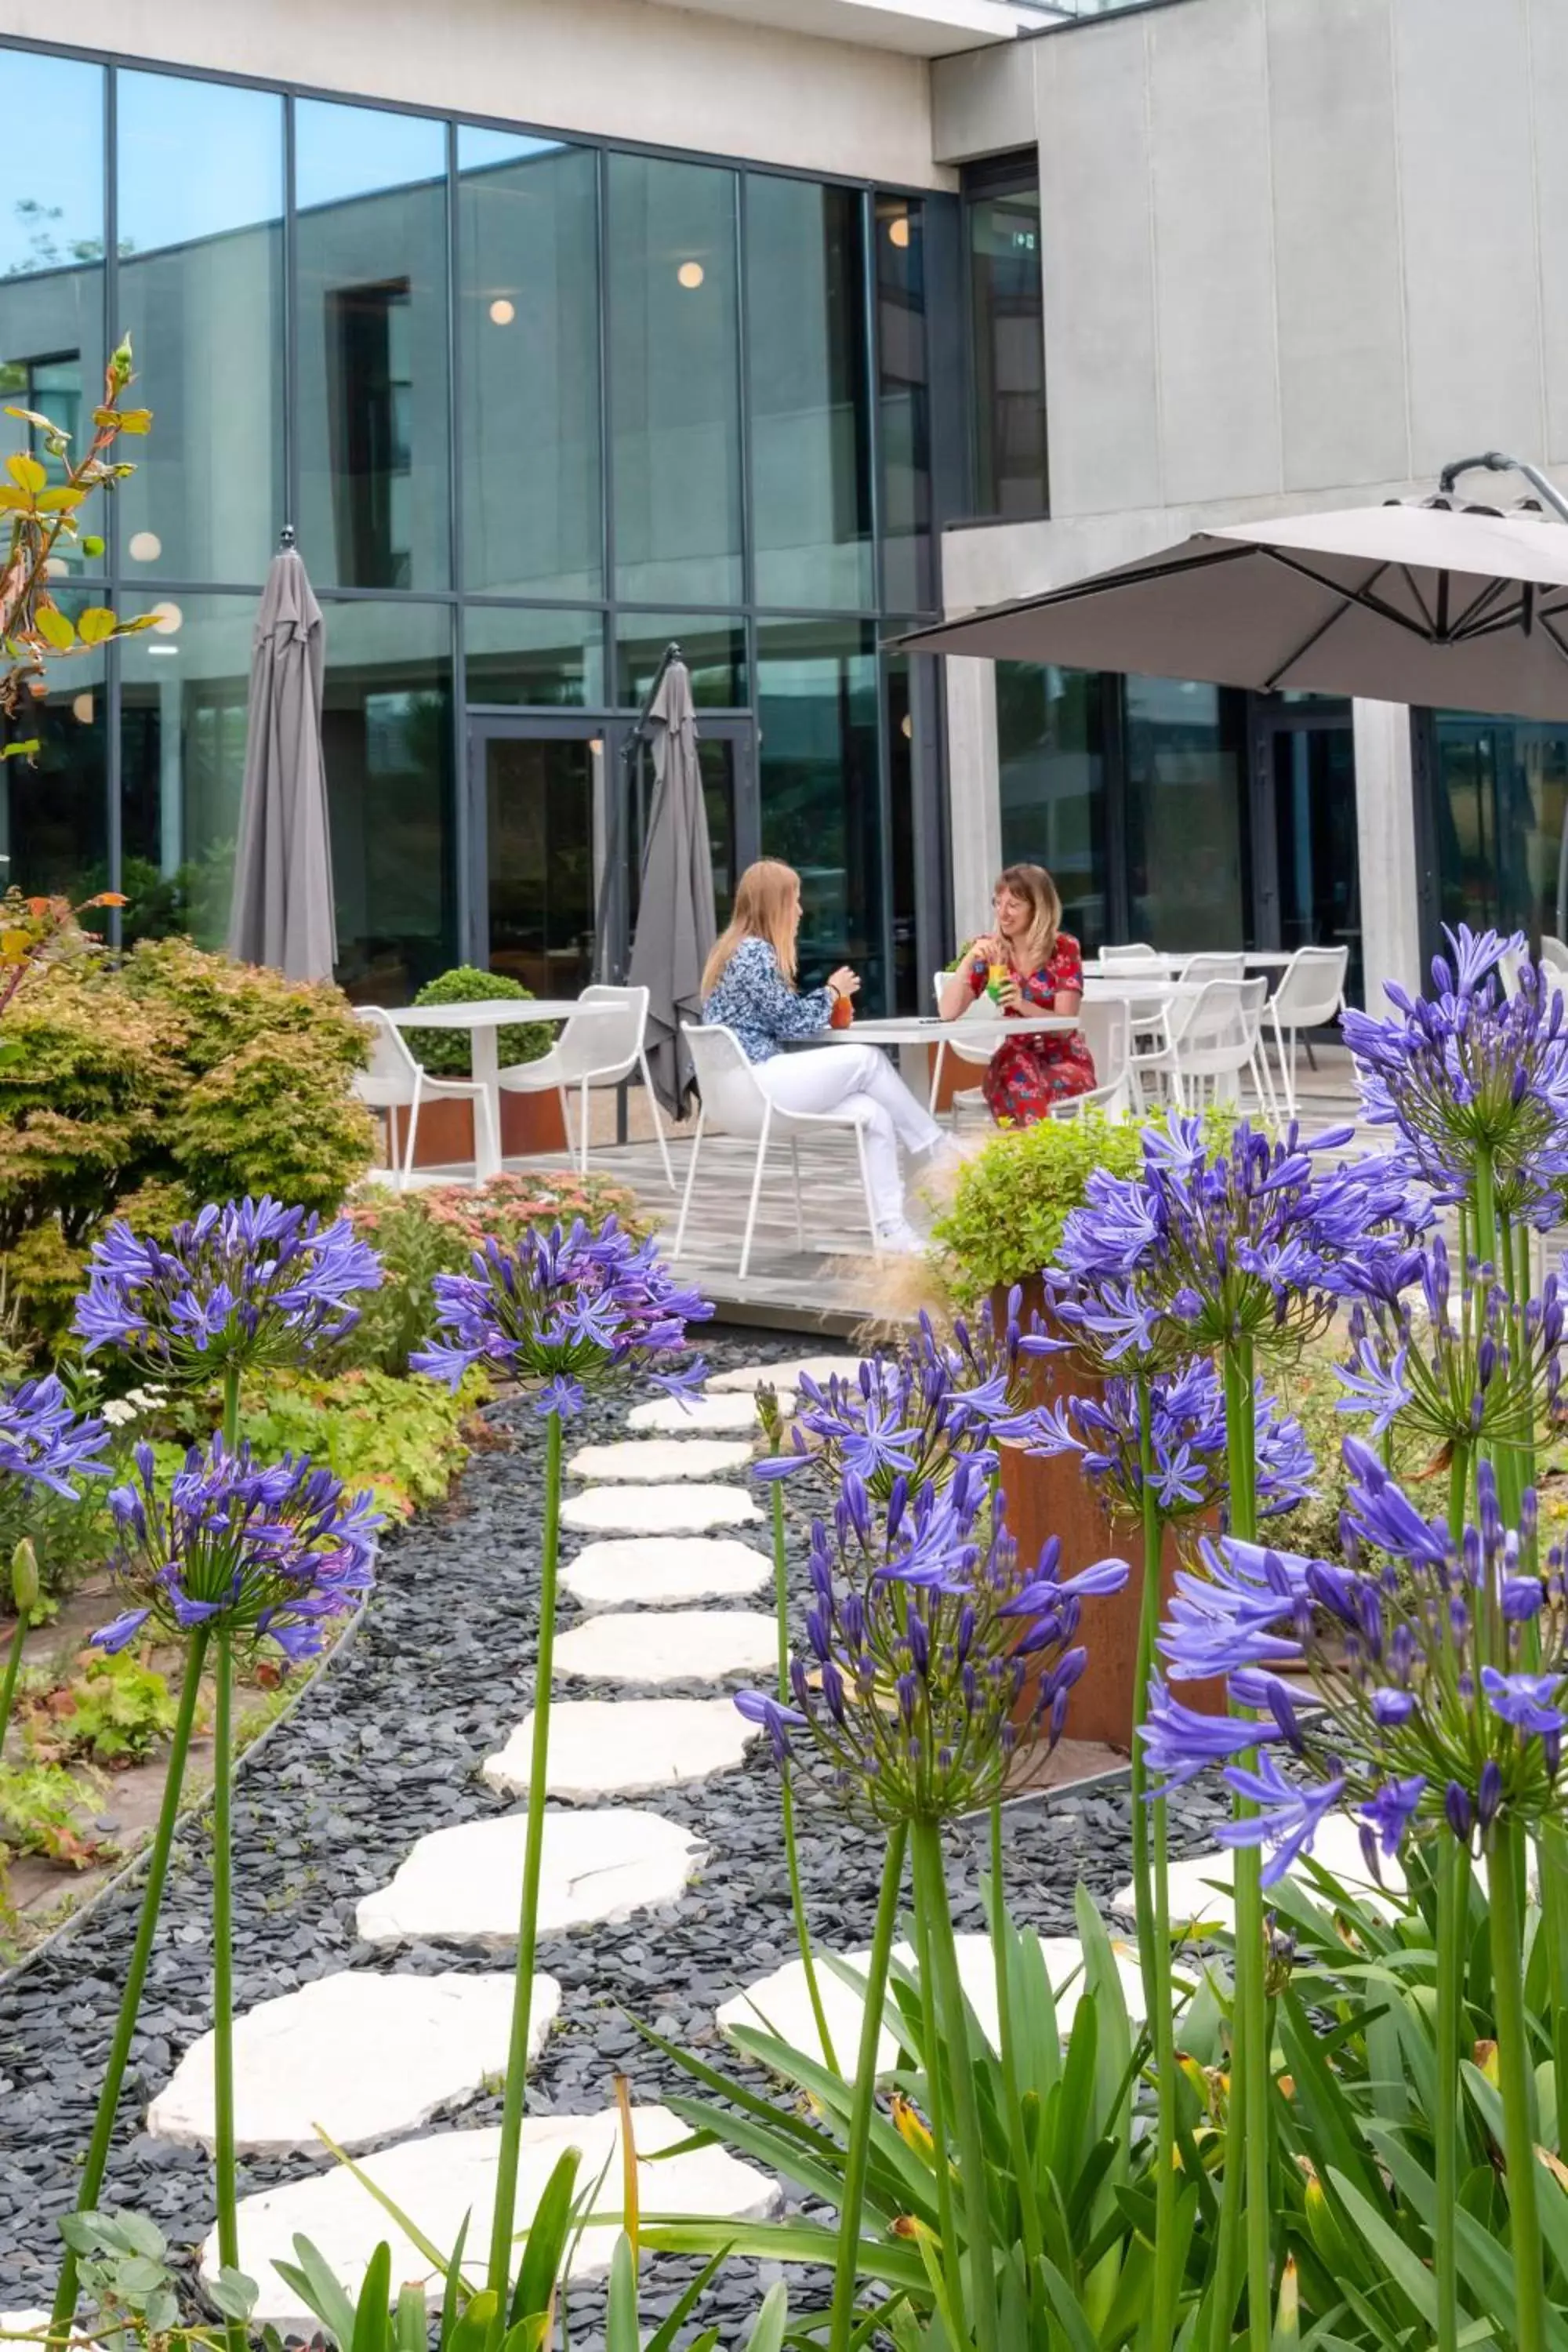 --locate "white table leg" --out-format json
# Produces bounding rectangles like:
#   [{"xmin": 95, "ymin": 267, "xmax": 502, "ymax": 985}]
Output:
[{"xmin": 471, "ymin": 1024, "xmax": 502, "ymax": 1182}]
